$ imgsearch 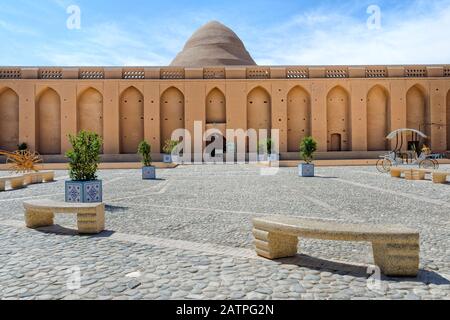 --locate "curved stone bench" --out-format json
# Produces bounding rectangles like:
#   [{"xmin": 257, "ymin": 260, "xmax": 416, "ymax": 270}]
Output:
[
  {"xmin": 253, "ymin": 216, "xmax": 420, "ymax": 277},
  {"xmin": 0, "ymin": 175, "xmax": 25, "ymax": 191},
  {"xmin": 24, "ymin": 199, "xmax": 105, "ymax": 234}
]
